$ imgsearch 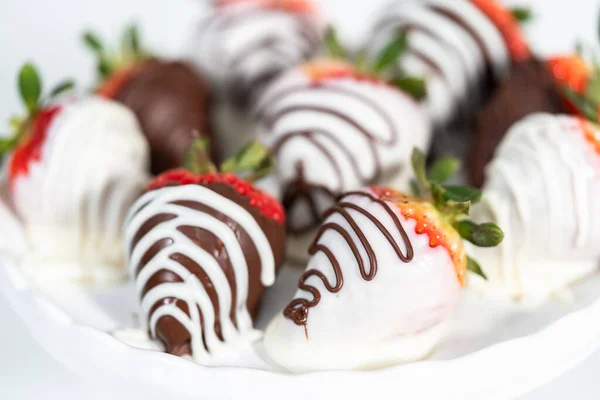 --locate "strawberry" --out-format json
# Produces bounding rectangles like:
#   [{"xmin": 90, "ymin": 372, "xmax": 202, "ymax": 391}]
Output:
[
  {"xmin": 82, "ymin": 25, "xmax": 145, "ymax": 99},
  {"xmin": 218, "ymin": 0, "xmax": 317, "ymax": 15},
  {"xmin": 370, "ymin": 187, "xmax": 468, "ymax": 284},
  {"xmin": 310, "ymin": 29, "xmax": 428, "ymax": 100},
  {"xmin": 147, "ymin": 140, "xmax": 285, "ymax": 225},
  {"xmin": 407, "ymin": 148, "xmax": 504, "ymax": 284},
  {"xmin": 0, "ymin": 64, "xmax": 74, "ymax": 187},
  {"xmin": 578, "ymin": 117, "xmax": 600, "ymax": 154},
  {"xmin": 471, "ymin": 0, "xmax": 531, "ymax": 62},
  {"xmin": 547, "ymin": 55, "xmax": 590, "ymax": 95},
  {"xmin": 83, "ymin": 25, "xmax": 215, "ymax": 174}
]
